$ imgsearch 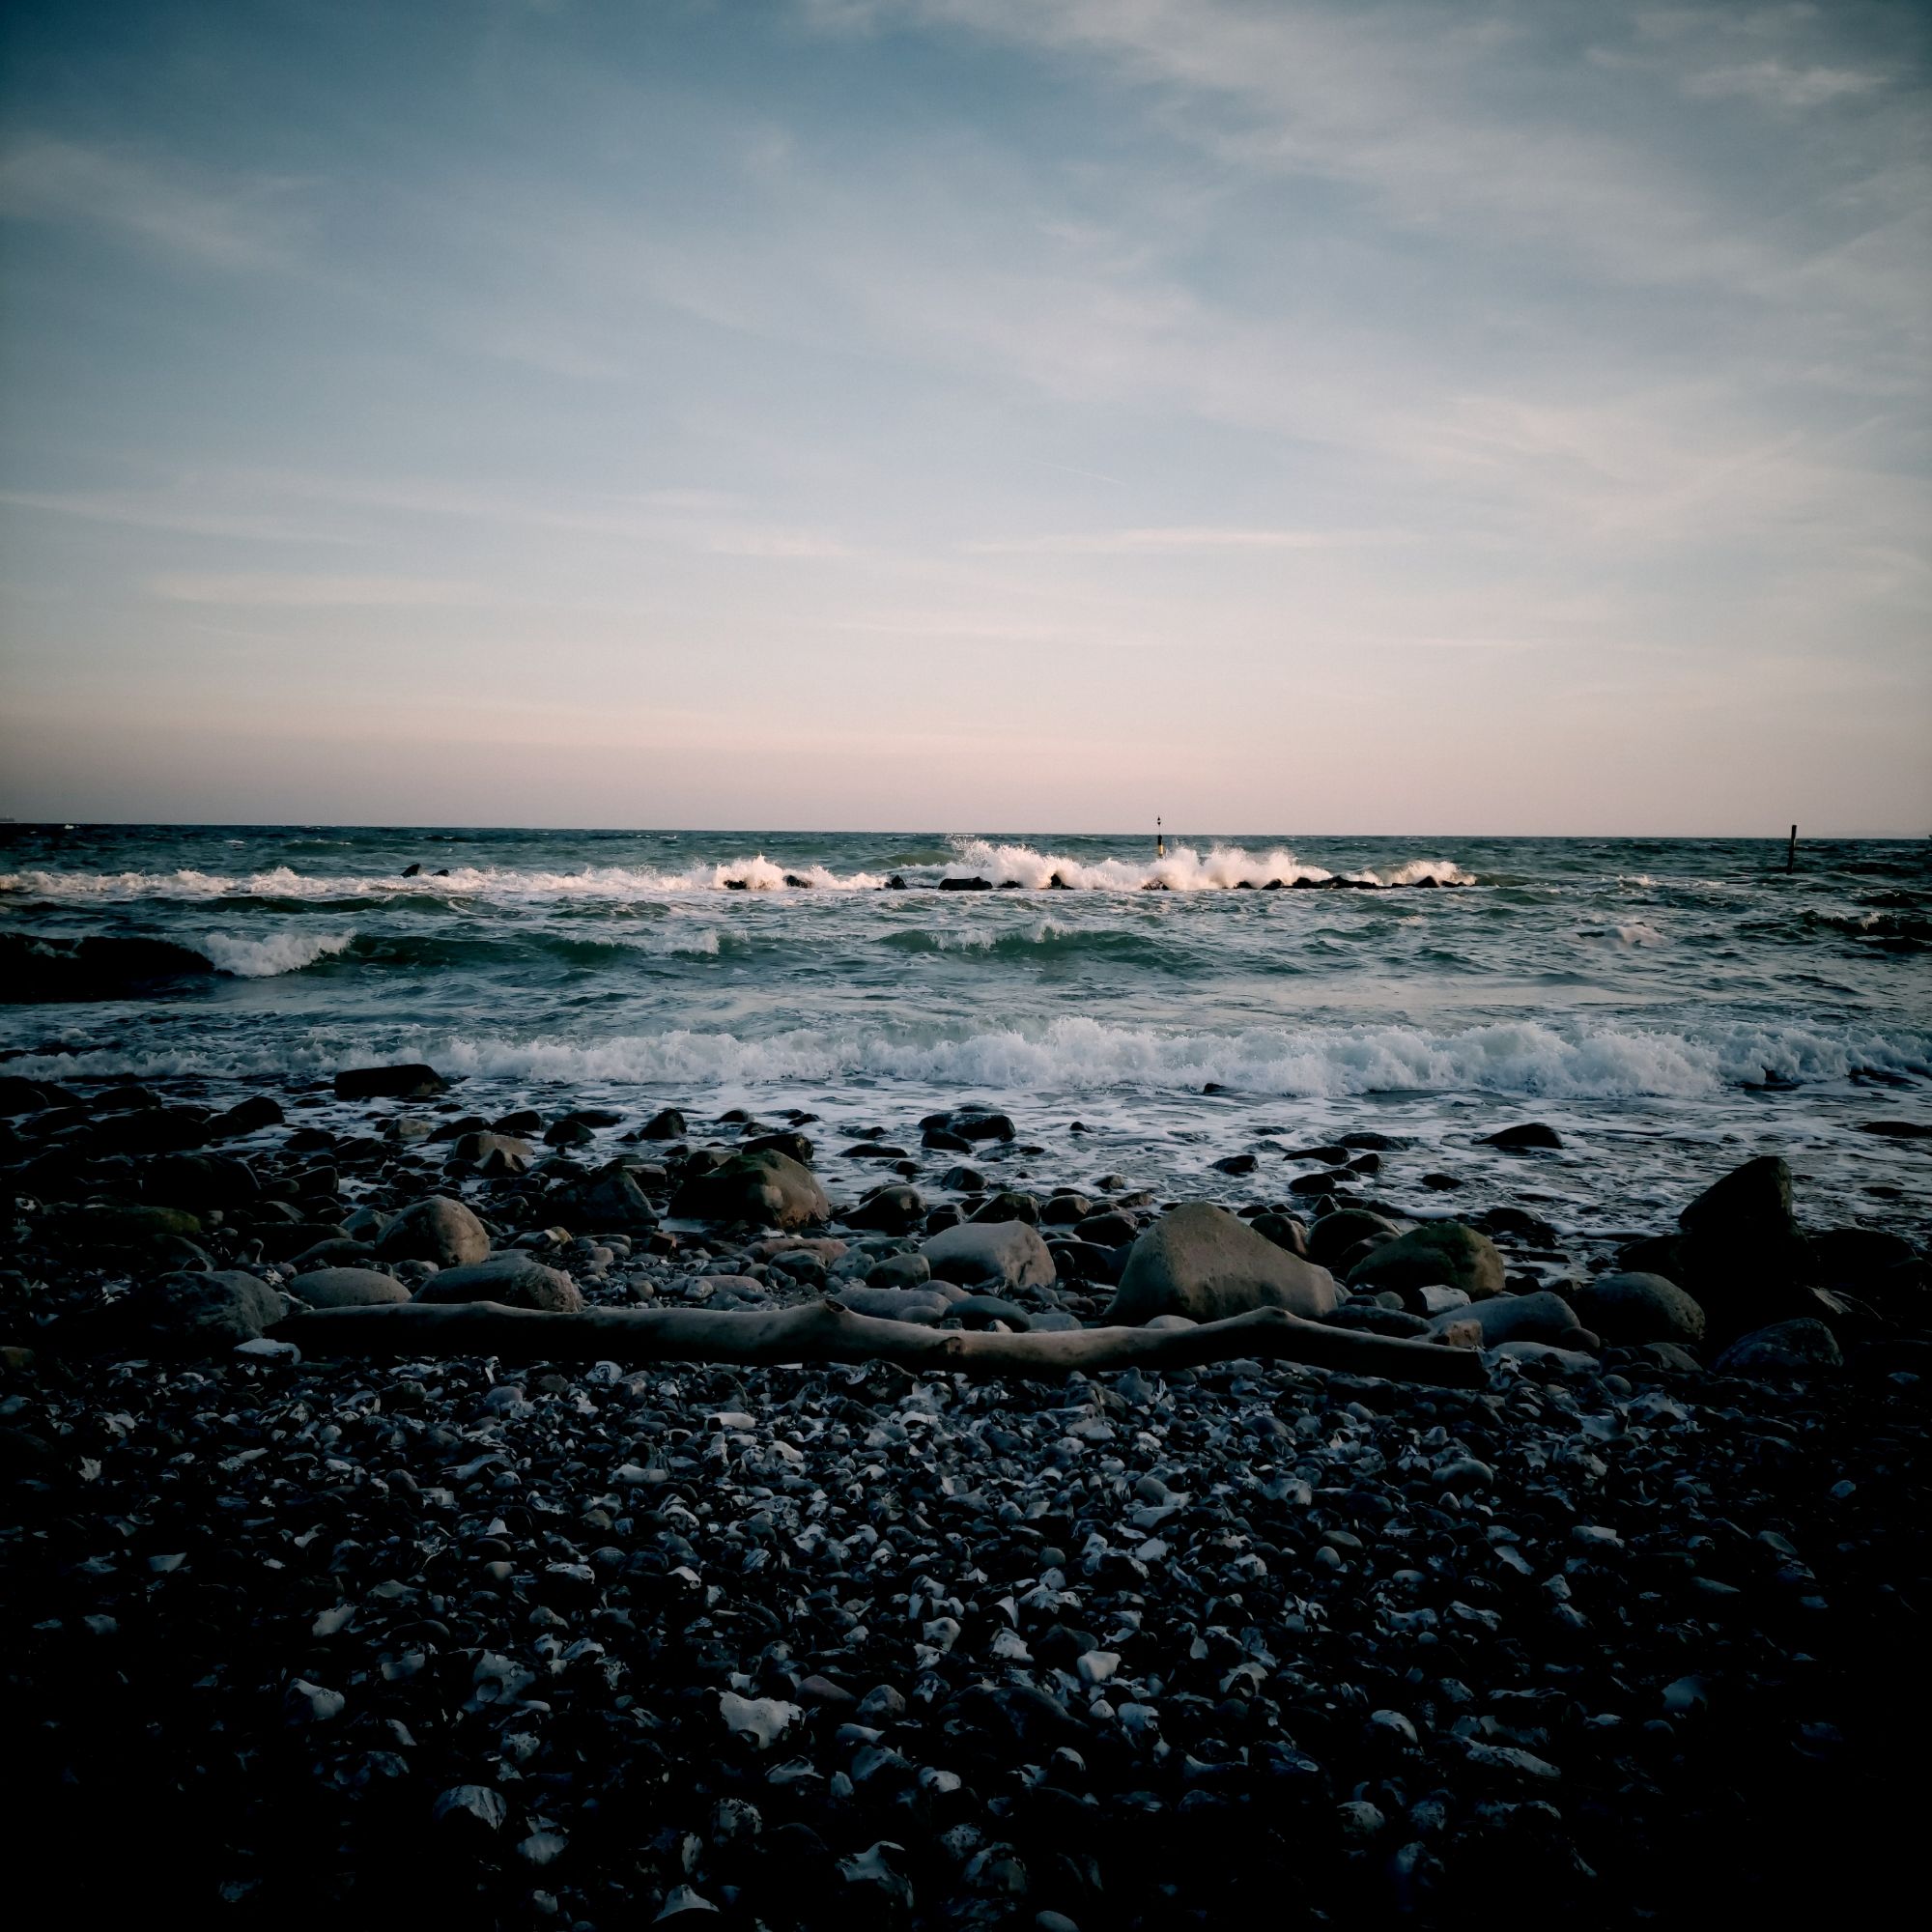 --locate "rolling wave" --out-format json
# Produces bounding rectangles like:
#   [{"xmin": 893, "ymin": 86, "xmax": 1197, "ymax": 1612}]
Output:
[{"xmin": 13, "ymin": 1014, "xmax": 1927, "ymax": 1099}]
